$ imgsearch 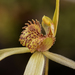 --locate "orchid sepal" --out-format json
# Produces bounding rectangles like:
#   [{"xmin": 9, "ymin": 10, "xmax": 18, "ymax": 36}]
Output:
[
  {"xmin": 43, "ymin": 51, "xmax": 75, "ymax": 69},
  {"xmin": 0, "ymin": 47, "xmax": 30, "ymax": 61},
  {"xmin": 53, "ymin": 0, "xmax": 60, "ymax": 36}
]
